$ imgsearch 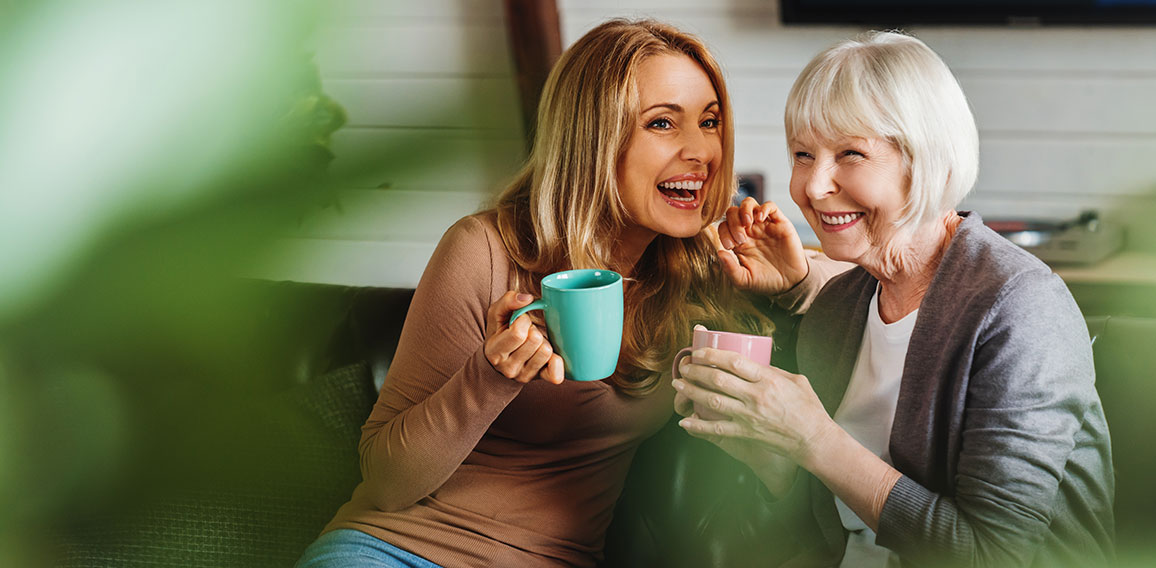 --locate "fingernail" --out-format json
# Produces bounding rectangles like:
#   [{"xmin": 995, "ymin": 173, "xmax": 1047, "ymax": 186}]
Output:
[
  {"xmin": 692, "ymin": 349, "xmax": 706, "ymax": 360},
  {"xmin": 678, "ymin": 363, "xmax": 690, "ymax": 376},
  {"xmin": 517, "ymin": 293, "xmax": 532, "ymax": 302},
  {"xmin": 672, "ymin": 379, "xmax": 684, "ymax": 391},
  {"xmin": 678, "ymin": 419, "xmax": 690, "ymax": 428}
]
